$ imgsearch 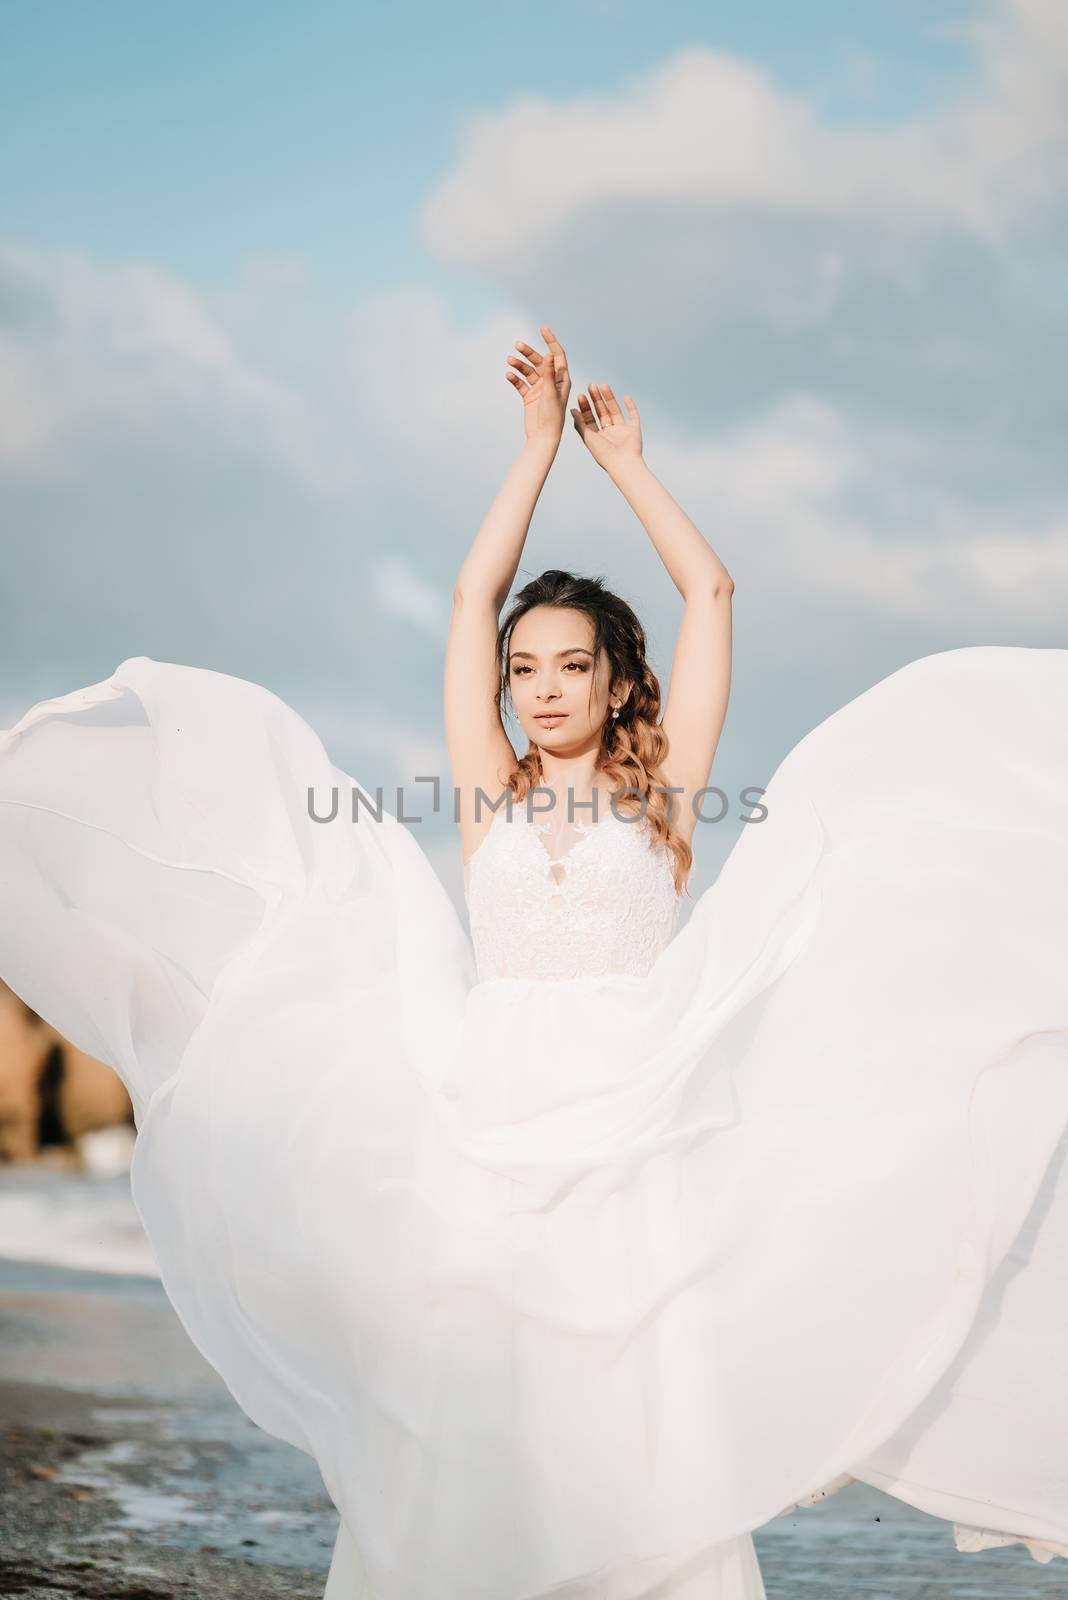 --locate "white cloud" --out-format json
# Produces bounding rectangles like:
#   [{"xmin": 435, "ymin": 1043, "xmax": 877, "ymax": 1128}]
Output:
[
  {"xmin": 422, "ymin": 0, "xmax": 1068, "ymax": 266},
  {"xmin": 2, "ymin": 0, "xmax": 1066, "ymax": 906},
  {"xmin": 408, "ymin": 0, "xmax": 1068, "ymax": 629},
  {"xmin": 0, "ymin": 242, "xmax": 360, "ymax": 498},
  {"xmin": 647, "ymin": 396, "xmax": 1068, "ymax": 626}
]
